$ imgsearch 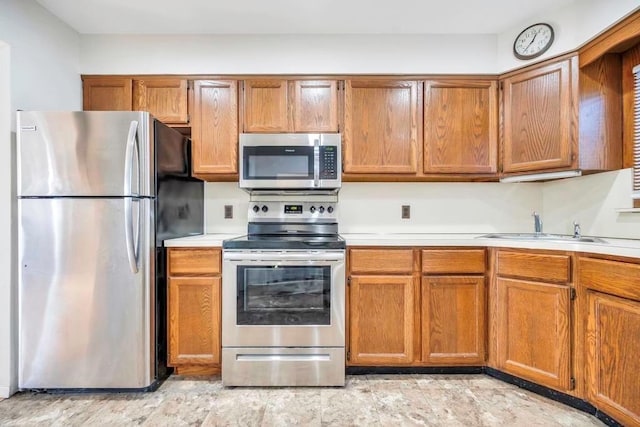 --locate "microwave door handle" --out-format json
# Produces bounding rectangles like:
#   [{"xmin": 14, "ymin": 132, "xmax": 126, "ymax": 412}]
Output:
[{"xmin": 314, "ymin": 138, "xmax": 320, "ymax": 188}]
